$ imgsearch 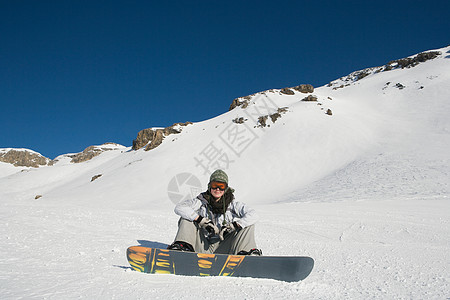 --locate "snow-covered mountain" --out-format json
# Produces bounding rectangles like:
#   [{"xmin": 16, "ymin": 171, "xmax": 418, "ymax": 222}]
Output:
[{"xmin": 1, "ymin": 46, "xmax": 449, "ymax": 299}]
